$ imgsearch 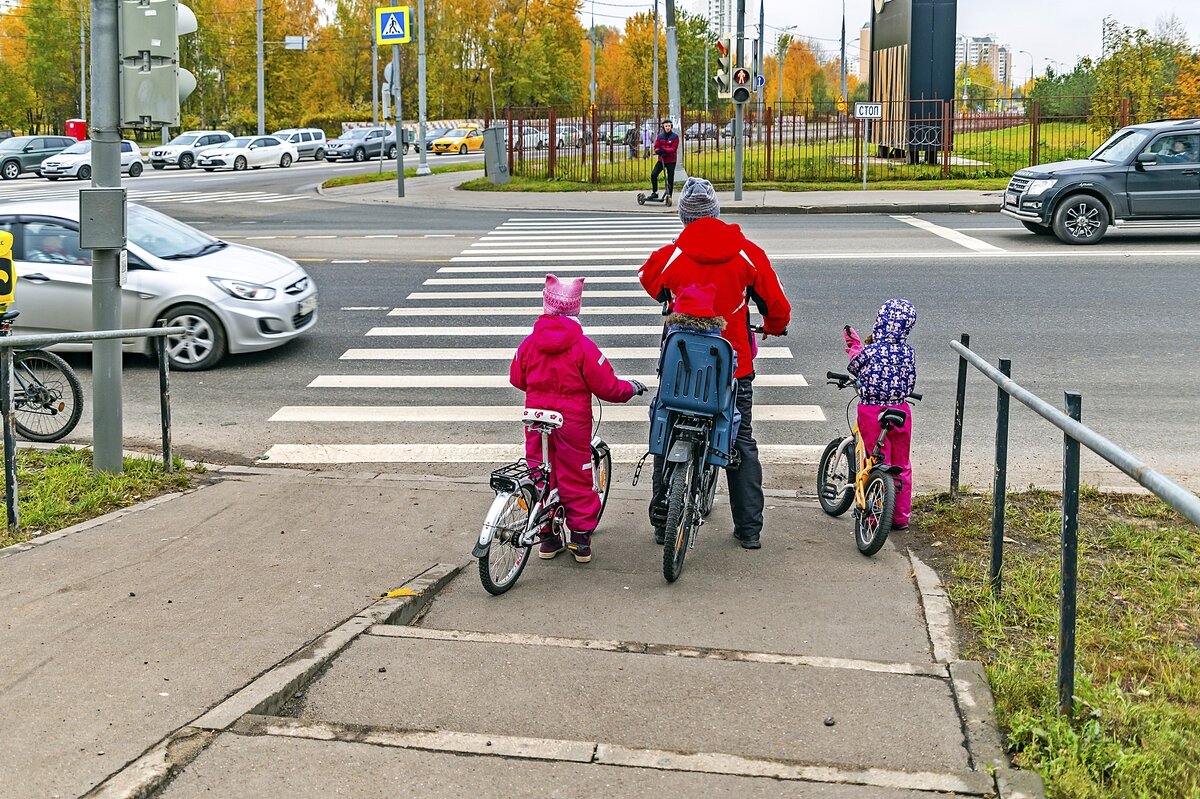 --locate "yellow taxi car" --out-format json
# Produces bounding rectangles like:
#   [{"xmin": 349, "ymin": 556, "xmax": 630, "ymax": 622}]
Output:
[{"xmin": 430, "ymin": 126, "xmax": 485, "ymax": 156}]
